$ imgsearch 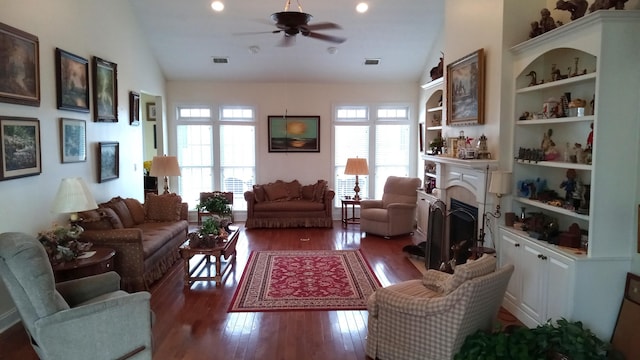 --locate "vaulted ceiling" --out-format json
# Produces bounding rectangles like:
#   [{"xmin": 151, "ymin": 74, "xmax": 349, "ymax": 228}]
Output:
[{"xmin": 129, "ymin": 0, "xmax": 445, "ymax": 83}]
